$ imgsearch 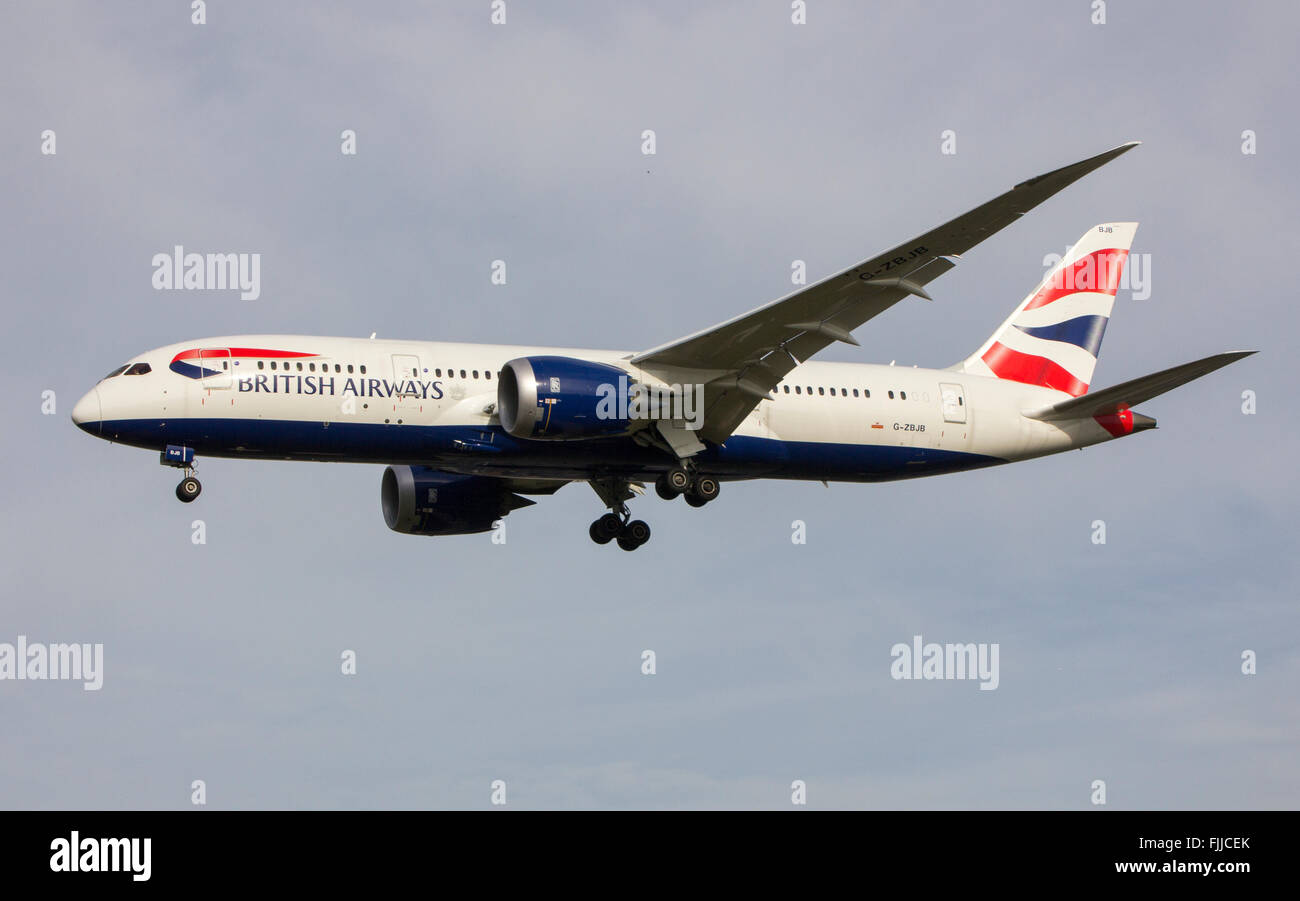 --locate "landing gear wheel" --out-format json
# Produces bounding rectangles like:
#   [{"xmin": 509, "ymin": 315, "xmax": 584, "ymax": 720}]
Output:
[
  {"xmin": 176, "ymin": 476, "xmax": 202, "ymax": 503},
  {"xmin": 667, "ymin": 468, "xmax": 690, "ymax": 492},
  {"xmin": 591, "ymin": 512, "xmax": 623, "ymax": 544},
  {"xmin": 684, "ymin": 475, "xmax": 719, "ymax": 507},
  {"xmin": 693, "ymin": 476, "xmax": 720, "ymax": 502},
  {"xmin": 655, "ymin": 467, "xmax": 690, "ymax": 500},
  {"xmin": 655, "ymin": 476, "xmax": 677, "ymax": 500},
  {"xmin": 617, "ymin": 519, "xmax": 651, "ymax": 551}
]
